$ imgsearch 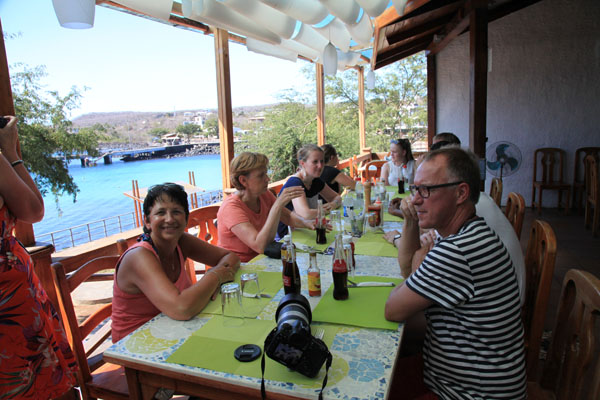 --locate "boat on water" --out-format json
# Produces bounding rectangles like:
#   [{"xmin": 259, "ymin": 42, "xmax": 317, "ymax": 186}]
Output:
[{"xmin": 119, "ymin": 144, "xmax": 196, "ymax": 162}]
